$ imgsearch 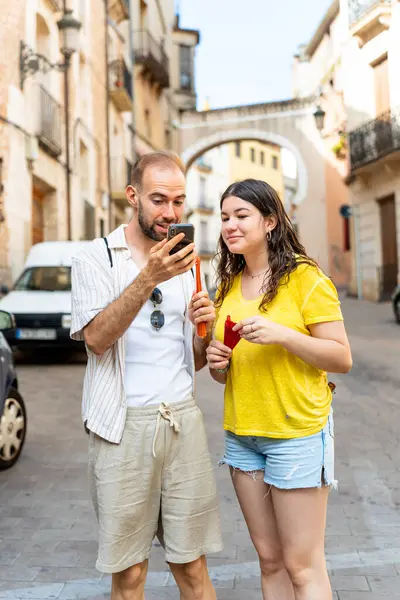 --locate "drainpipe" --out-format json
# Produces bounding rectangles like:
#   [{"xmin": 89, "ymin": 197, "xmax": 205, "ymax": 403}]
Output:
[
  {"xmin": 63, "ymin": 0, "xmax": 72, "ymax": 240},
  {"xmin": 128, "ymin": 0, "xmax": 137, "ymax": 165},
  {"xmin": 353, "ymin": 204, "xmax": 363, "ymax": 300},
  {"xmin": 104, "ymin": 0, "xmax": 113, "ymax": 232}
]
